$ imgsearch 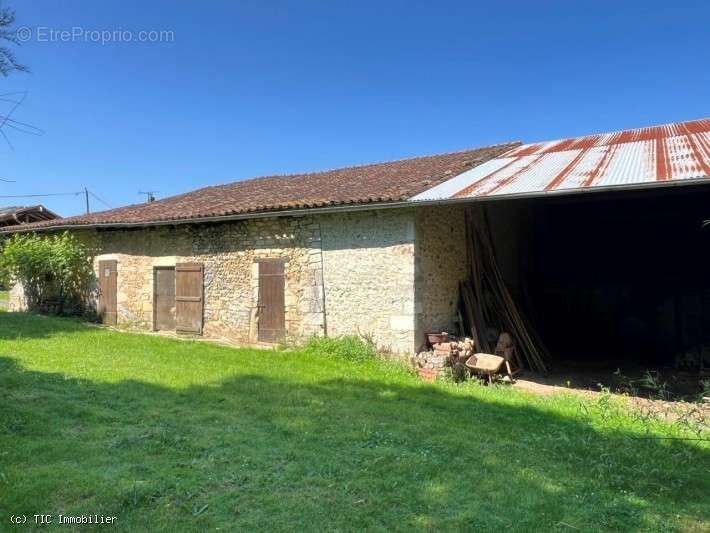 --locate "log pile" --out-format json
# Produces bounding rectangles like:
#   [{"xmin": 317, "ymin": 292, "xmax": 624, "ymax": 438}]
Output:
[
  {"xmin": 458, "ymin": 208, "xmax": 548, "ymax": 373},
  {"xmin": 433, "ymin": 337, "xmax": 476, "ymax": 359}
]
